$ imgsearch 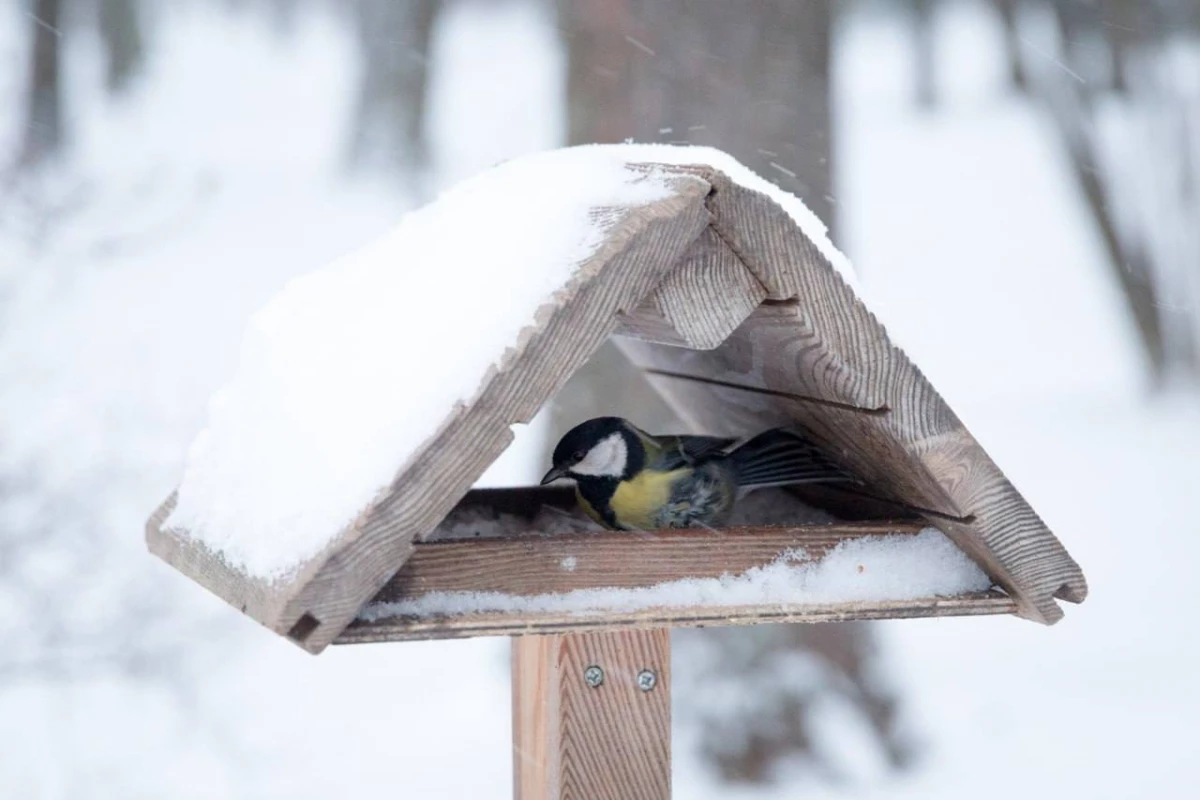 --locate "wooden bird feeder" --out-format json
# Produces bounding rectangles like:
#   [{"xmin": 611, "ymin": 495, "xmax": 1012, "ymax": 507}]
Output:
[{"xmin": 146, "ymin": 150, "xmax": 1086, "ymax": 800}]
